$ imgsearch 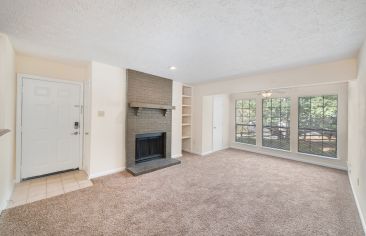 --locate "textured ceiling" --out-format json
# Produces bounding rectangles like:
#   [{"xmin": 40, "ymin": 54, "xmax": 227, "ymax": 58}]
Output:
[{"xmin": 0, "ymin": 0, "xmax": 366, "ymax": 84}]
